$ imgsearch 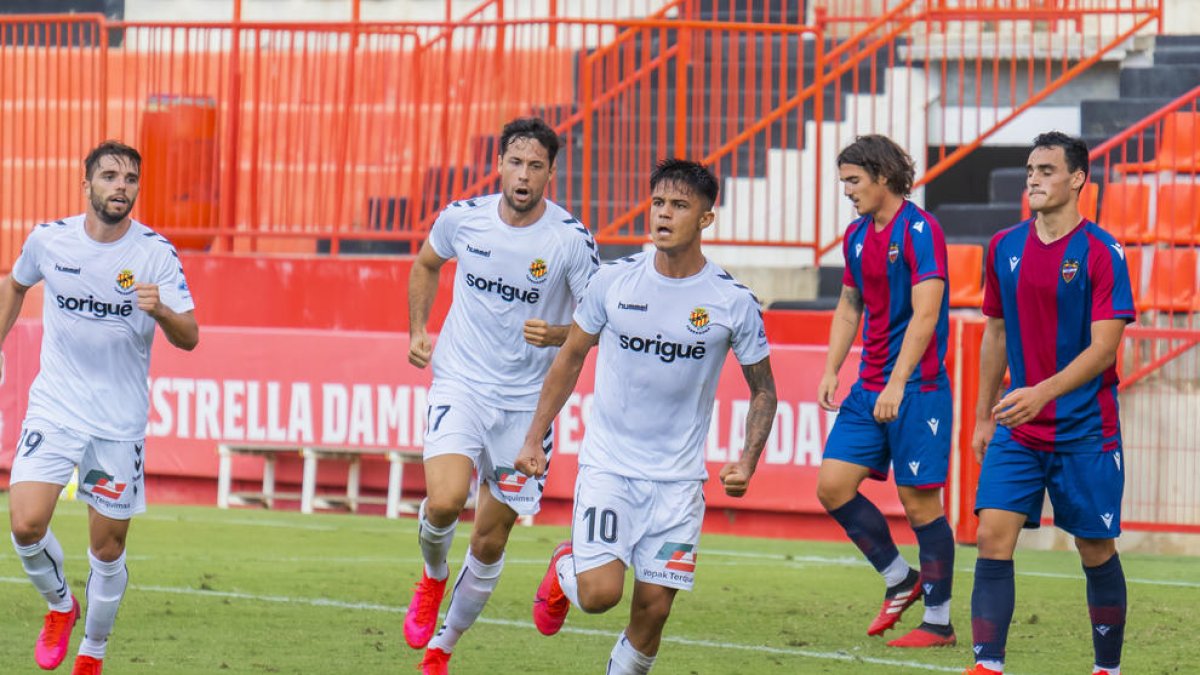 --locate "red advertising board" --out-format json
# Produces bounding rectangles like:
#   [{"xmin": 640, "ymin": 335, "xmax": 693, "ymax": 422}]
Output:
[{"xmin": 0, "ymin": 322, "xmax": 905, "ymax": 521}]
